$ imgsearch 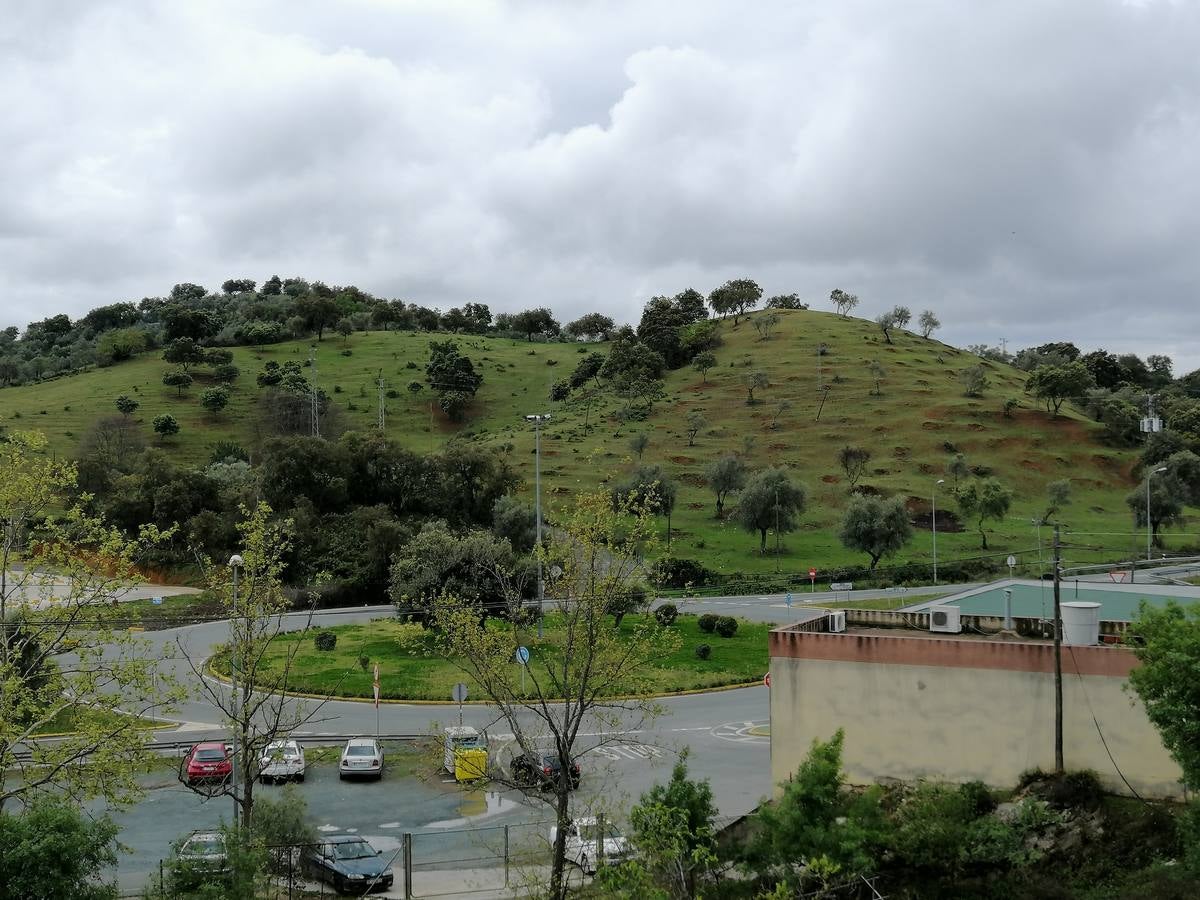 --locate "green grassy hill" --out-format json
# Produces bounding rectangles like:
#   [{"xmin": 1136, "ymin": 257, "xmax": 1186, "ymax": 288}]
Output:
[{"xmin": 3, "ymin": 309, "xmax": 1164, "ymax": 578}]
